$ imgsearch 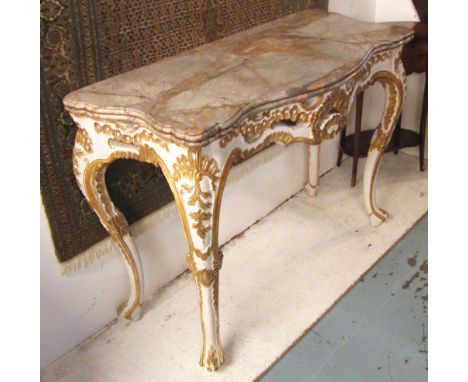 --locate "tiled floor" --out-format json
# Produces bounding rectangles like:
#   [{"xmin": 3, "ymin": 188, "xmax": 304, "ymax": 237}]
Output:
[{"xmin": 262, "ymin": 215, "xmax": 428, "ymax": 382}]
